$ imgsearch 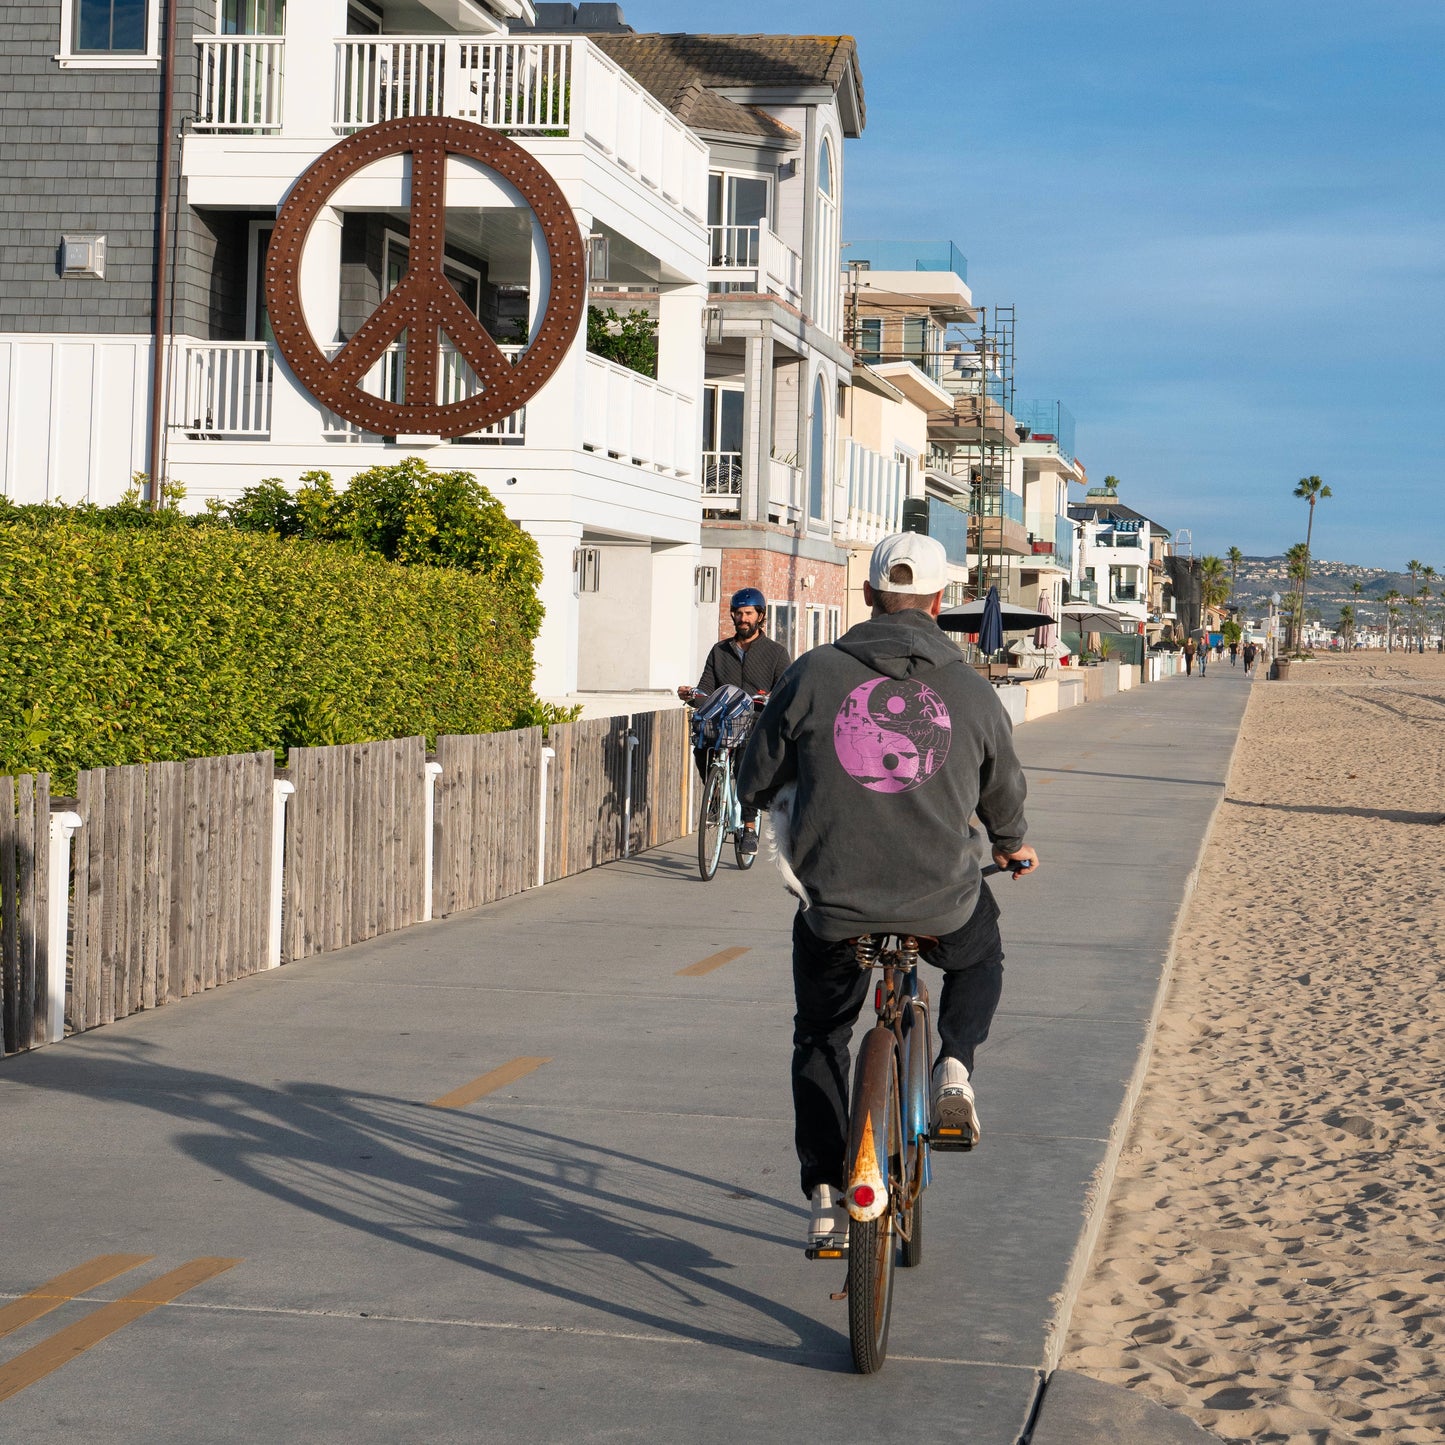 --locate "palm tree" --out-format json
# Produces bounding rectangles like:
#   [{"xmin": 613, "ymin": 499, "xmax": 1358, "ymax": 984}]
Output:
[
  {"xmin": 1292, "ymin": 475, "xmax": 1332, "ymax": 652},
  {"xmin": 1284, "ymin": 541, "xmax": 1309, "ymax": 650},
  {"xmin": 1407, "ymin": 559, "xmax": 1423, "ymax": 649},
  {"xmin": 1227, "ymin": 545, "xmax": 1244, "ymax": 597},
  {"xmin": 1339, "ymin": 604, "xmax": 1355, "ymax": 648},
  {"xmin": 1383, "ymin": 588, "xmax": 1402, "ymax": 651},
  {"xmin": 1199, "ymin": 555, "xmax": 1230, "ymax": 614}
]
